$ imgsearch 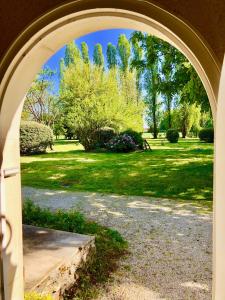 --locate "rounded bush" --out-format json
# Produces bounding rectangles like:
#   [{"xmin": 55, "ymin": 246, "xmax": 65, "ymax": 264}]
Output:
[
  {"xmin": 20, "ymin": 121, "xmax": 53, "ymax": 155},
  {"xmin": 96, "ymin": 127, "xmax": 116, "ymax": 148},
  {"xmin": 122, "ymin": 129, "xmax": 144, "ymax": 149},
  {"xmin": 199, "ymin": 128, "xmax": 214, "ymax": 143},
  {"xmin": 106, "ymin": 134, "xmax": 137, "ymax": 152},
  {"xmin": 166, "ymin": 129, "xmax": 179, "ymax": 143}
]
